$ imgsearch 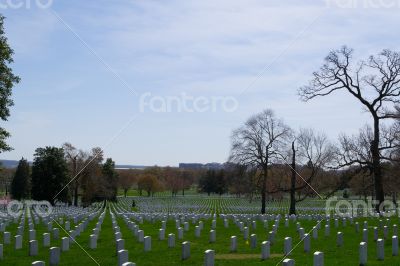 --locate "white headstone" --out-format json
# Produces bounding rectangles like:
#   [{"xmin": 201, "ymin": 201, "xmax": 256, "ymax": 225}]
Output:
[
  {"xmin": 43, "ymin": 233, "xmax": 50, "ymax": 247},
  {"xmin": 261, "ymin": 241, "xmax": 270, "ymax": 260},
  {"xmin": 230, "ymin": 236, "xmax": 237, "ymax": 252},
  {"xmin": 15, "ymin": 235, "xmax": 22, "ymax": 250},
  {"xmin": 209, "ymin": 230, "xmax": 216, "ymax": 243},
  {"xmin": 377, "ymin": 239, "xmax": 384, "ymax": 261},
  {"xmin": 304, "ymin": 233, "xmax": 310, "ymax": 253},
  {"xmin": 362, "ymin": 229, "xmax": 368, "ymax": 243},
  {"xmin": 116, "ymin": 239, "xmax": 125, "ymax": 253},
  {"xmin": 282, "ymin": 258, "xmax": 295, "ymax": 265},
  {"xmin": 250, "ymin": 234, "xmax": 257, "ymax": 249},
  {"xmin": 168, "ymin": 233, "xmax": 175, "ymax": 248},
  {"xmin": 49, "ymin": 247, "xmax": 60, "ymax": 266},
  {"xmin": 29, "ymin": 240, "xmax": 38, "ymax": 256},
  {"xmin": 178, "ymin": 227, "xmax": 183, "ymax": 240},
  {"xmin": 29, "ymin": 230, "xmax": 36, "ymax": 241},
  {"xmin": 89, "ymin": 234, "xmax": 97, "ymax": 249},
  {"xmin": 182, "ymin": 241, "xmax": 190, "ymax": 260},
  {"xmin": 32, "ymin": 261, "xmax": 45, "ymax": 266},
  {"xmin": 159, "ymin": 229, "xmax": 165, "ymax": 240},
  {"xmin": 284, "ymin": 237, "xmax": 292, "ymax": 255},
  {"xmin": 392, "ymin": 236, "xmax": 398, "ymax": 256},
  {"xmin": 337, "ymin": 232, "xmax": 343, "ymax": 247},
  {"xmin": 118, "ymin": 249, "xmax": 128, "ymax": 266},
  {"xmin": 144, "ymin": 236, "xmax": 151, "ymax": 251},
  {"xmin": 359, "ymin": 242, "xmax": 367, "ymax": 265},
  {"xmin": 137, "ymin": 230, "xmax": 144, "ymax": 243},
  {"xmin": 3, "ymin": 232, "xmax": 10, "ymax": 244},
  {"xmin": 204, "ymin": 249, "xmax": 214, "ymax": 266},
  {"xmin": 313, "ymin": 251, "xmax": 323, "ymax": 266},
  {"xmin": 61, "ymin": 237, "xmax": 69, "ymax": 252}
]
